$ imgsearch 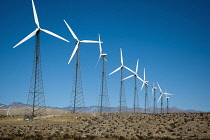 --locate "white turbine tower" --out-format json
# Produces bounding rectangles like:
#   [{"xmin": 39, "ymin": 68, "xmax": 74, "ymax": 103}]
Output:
[
  {"xmin": 140, "ymin": 68, "xmax": 149, "ymax": 113},
  {"xmin": 96, "ymin": 34, "xmax": 110, "ymax": 113},
  {"xmin": 109, "ymin": 48, "xmax": 134, "ymax": 113},
  {"xmin": 157, "ymin": 83, "xmax": 172, "ymax": 113},
  {"xmin": 64, "ymin": 20, "xmax": 101, "ymax": 113},
  {"xmin": 123, "ymin": 59, "xmax": 145, "ymax": 113},
  {"xmin": 152, "ymin": 82, "xmax": 157, "ymax": 114},
  {"xmin": 13, "ymin": 0, "xmax": 69, "ymax": 120}
]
